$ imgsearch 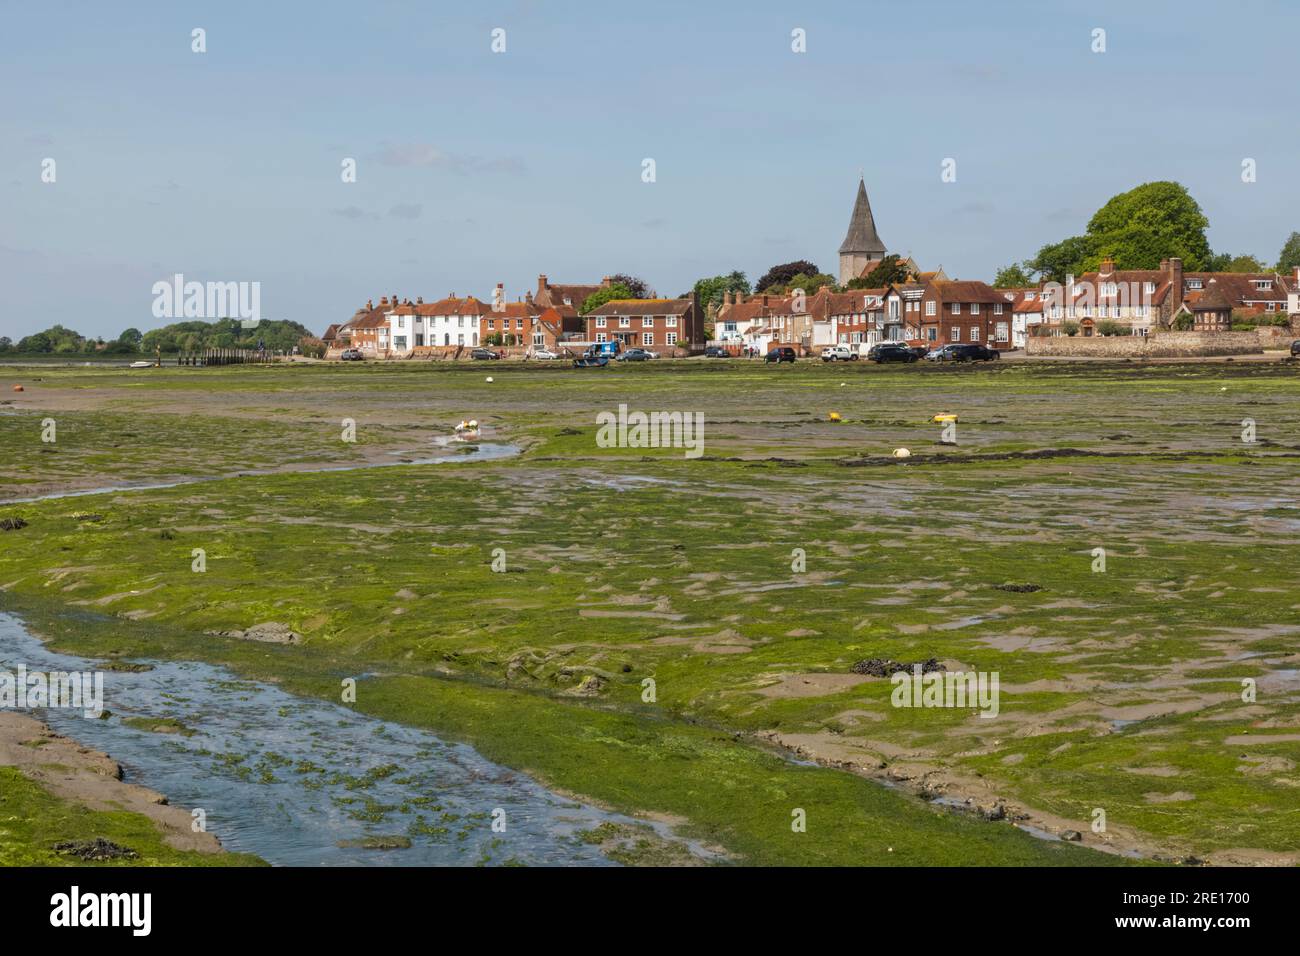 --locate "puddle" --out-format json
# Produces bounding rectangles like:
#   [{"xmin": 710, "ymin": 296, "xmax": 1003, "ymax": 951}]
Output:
[{"xmin": 0, "ymin": 611, "xmax": 678, "ymax": 867}]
